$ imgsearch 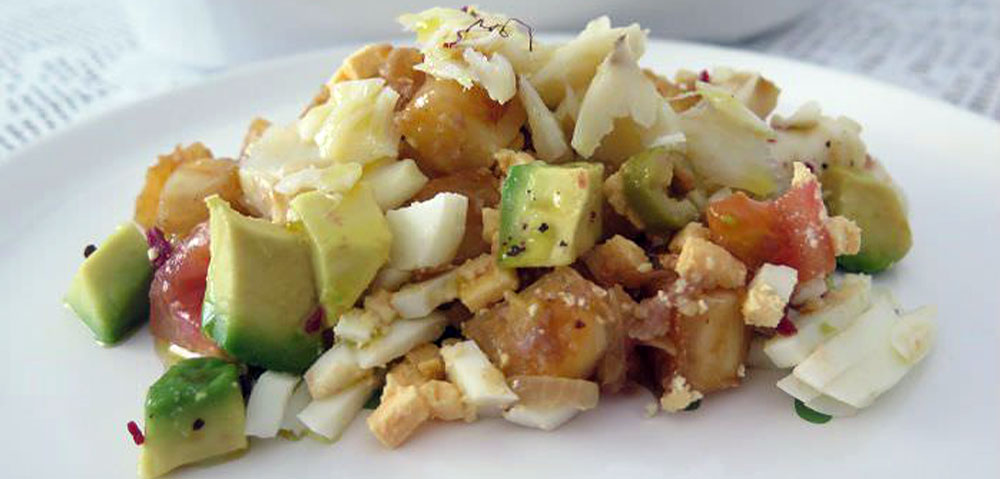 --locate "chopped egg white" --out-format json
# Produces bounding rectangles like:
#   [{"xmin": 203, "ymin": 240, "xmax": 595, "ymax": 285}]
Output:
[
  {"xmin": 503, "ymin": 404, "xmax": 580, "ymax": 431},
  {"xmin": 390, "ymin": 271, "xmax": 459, "ymax": 319},
  {"xmin": 245, "ymin": 371, "xmax": 301, "ymax": 438},
  {"xmin": 386, "ymin": 193, "xmax": 468, "ymax": 270},
  {"xmin": 355, "ymin": 312, "xmax": 448, "ymax": 368},
  {"xmin": 297, "ymin": 375, "xmax": 378, "ymax": 441},
  {"xmin": 440, "ymin": 340, "xmax": 518, "ymax": 416},
  {"xmin": 304, "ymin": 342, "xmax": 369, "ymax": 399},
  {"xmin": 363, "ymin": 159, "xmax": 429, "ymax": 211}
]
